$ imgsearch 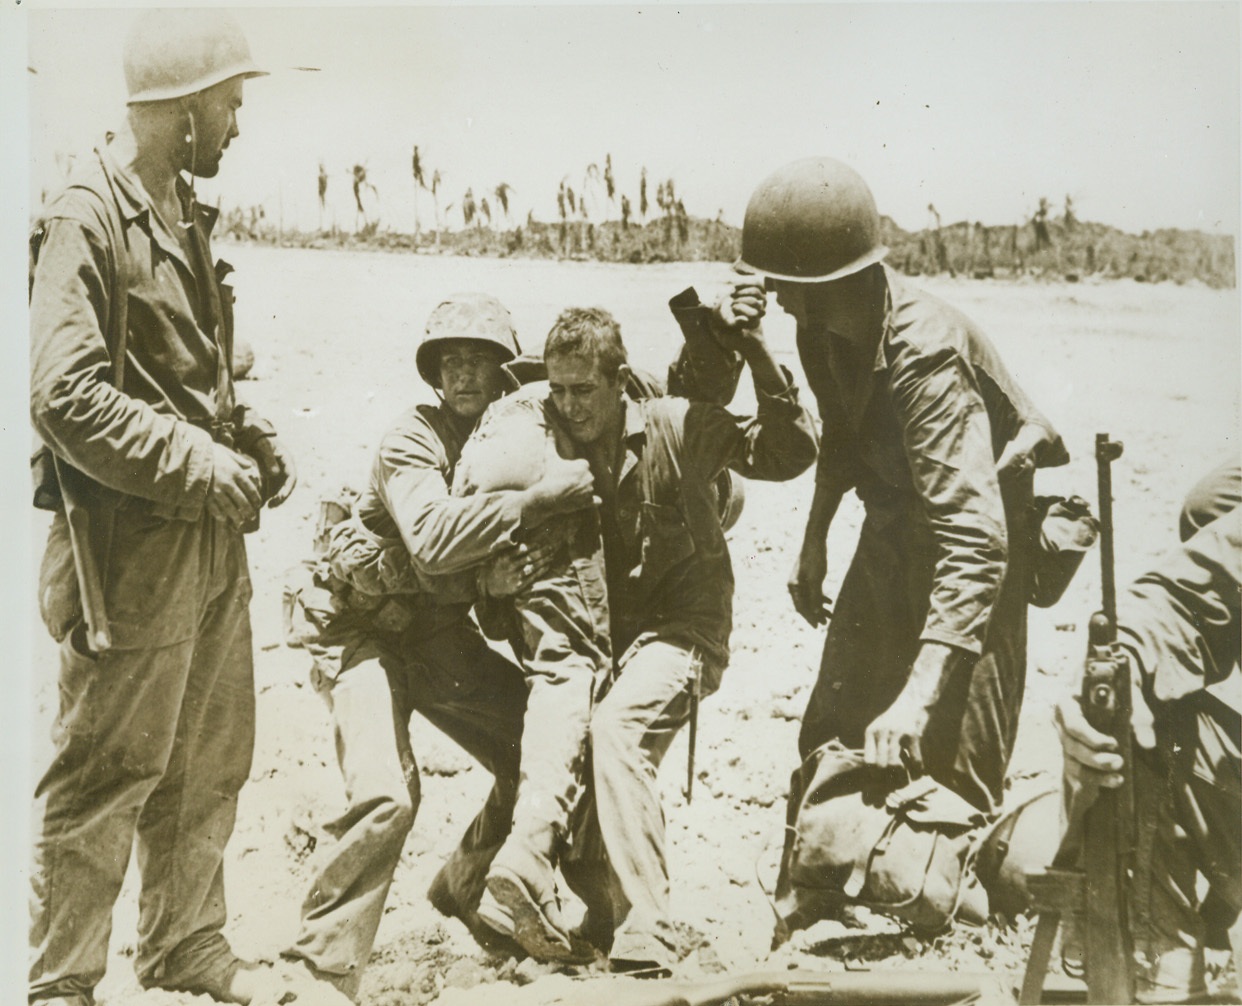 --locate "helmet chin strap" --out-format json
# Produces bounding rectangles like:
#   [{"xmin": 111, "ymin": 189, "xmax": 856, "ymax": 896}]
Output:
[{"xmin": 179, "ymin": 105, "xmax": 197, "ymax": 230}]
